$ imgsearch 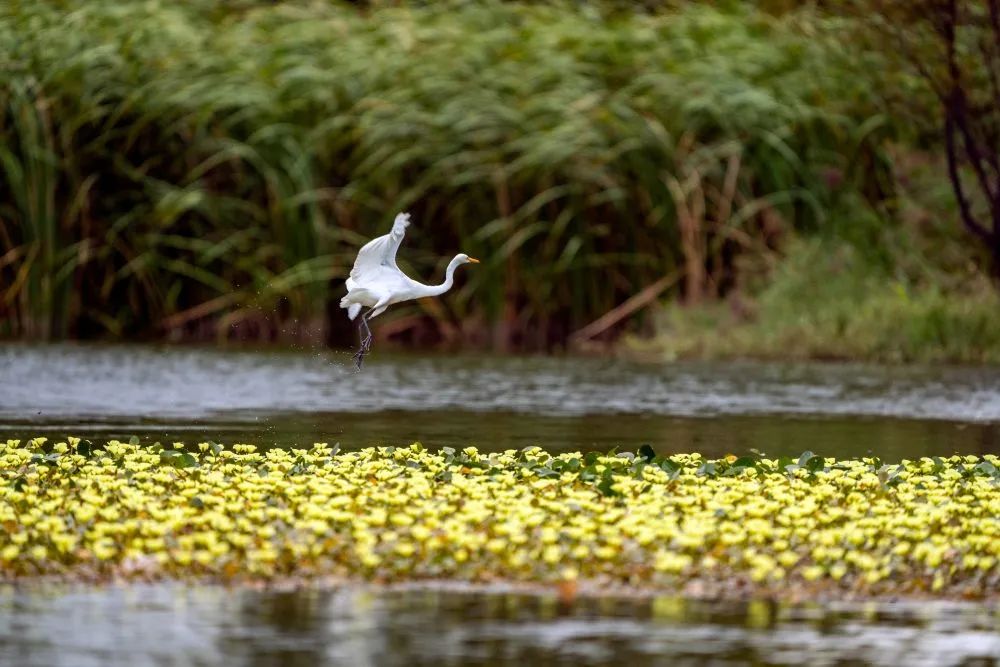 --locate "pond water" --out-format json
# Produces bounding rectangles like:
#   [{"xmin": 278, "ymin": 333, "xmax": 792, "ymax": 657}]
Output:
[
  {"xmin": 2, "ymin": 343, "xmax": 999, "ymax": 666},
  {"xmin": 1, "ymin": 343, "xmax": 999, "ymax": 459},
  {"xmin": 0, "ymin": 583, "xmax": 998, "ymax": 667}
]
